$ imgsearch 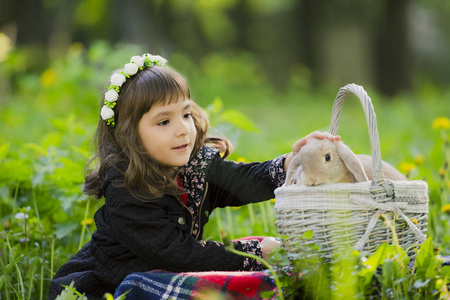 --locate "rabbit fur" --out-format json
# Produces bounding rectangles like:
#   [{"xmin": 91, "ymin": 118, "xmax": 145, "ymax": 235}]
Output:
[{"xmin": 285, "ymin": 138, "xmax": 406, "ymax": 186}]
